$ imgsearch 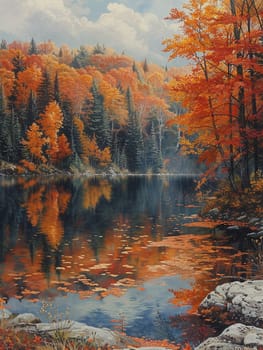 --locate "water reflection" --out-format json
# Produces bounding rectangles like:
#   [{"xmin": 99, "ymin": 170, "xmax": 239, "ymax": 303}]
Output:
[{"xmin": 0, "ymin": 175, "xmax": 262, "ymax": 346}]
